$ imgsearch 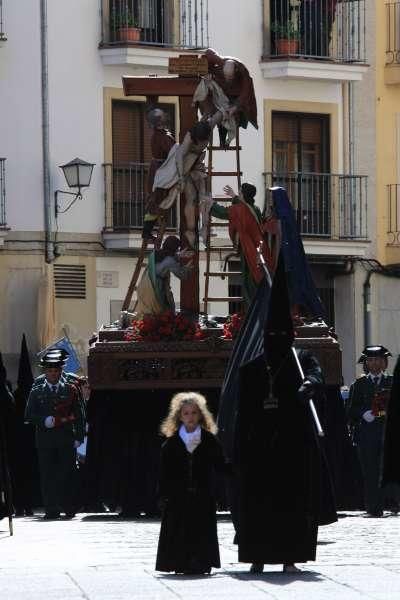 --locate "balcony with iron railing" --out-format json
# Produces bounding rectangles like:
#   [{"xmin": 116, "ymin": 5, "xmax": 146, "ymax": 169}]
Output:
[
  {"xmin": 99, "ymin": 0, "xmax": 209, "ymax": 67},
  {"xmin": 103, "ymin": 162, "xmax": 177, "ymax": 247},
  {"xmin": 261, "ymin": 0, "xmax": 368, "ymax": 81},
  {"xmin": 0, "ymin": 1, "xmax": 6, "ymax": 43},
  {"xmin": 263, "ymin": 172, "xmax": 368, "ymax": 244},
  {"xmin": 385, "ymin": 2, "xmax": 400, "ymax": 84}
]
